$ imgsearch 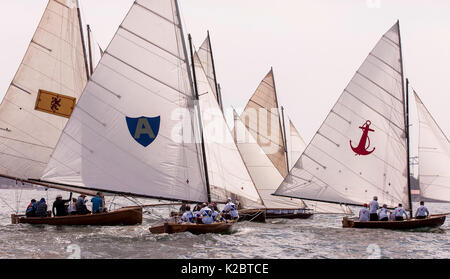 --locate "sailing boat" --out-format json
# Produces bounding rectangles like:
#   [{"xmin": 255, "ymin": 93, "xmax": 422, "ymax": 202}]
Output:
[
  {"xmin": 273, "ymin": 21, "xmax": 446, "ymax": 229},
  {"xmin": 0, "ymin": 0, "xmax": 141, "ymax": 225},
  {"xmin": 235, "ymin": 69, "xmax": 351, "ymax": 218},
  {"xmin": 15, "ymin": 0, "xmax": 254, "ymax": 233}
]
